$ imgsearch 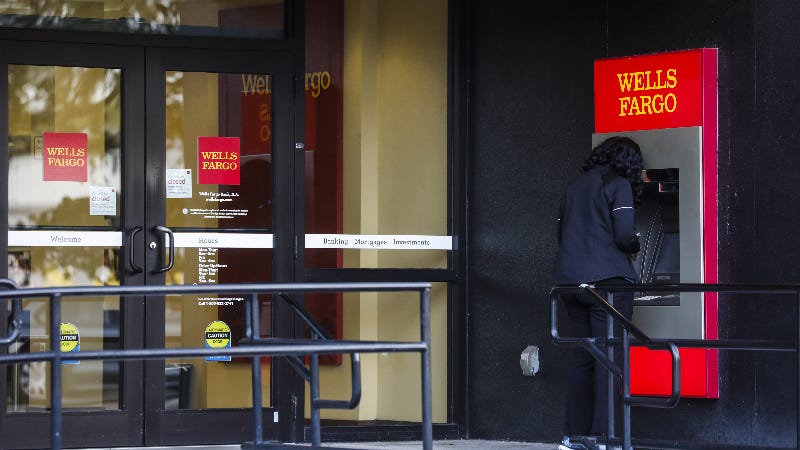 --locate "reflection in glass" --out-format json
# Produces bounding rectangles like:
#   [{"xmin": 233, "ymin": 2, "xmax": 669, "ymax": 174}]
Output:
[
  {"xmin": 303, "ymin": 0, "xmax": 449, "ymax": 270},
  {"xmin": 0, "ymin": 0, "xmax": 285, "ymax": 38},
  {"xmin": 6, "ymin": 65, "xmax": 122, "ymax": 412},
  {"xmin": 165, "ymin": 71, "xmax": 272, "ymax": 232},
  {"xmin": 5, "ymin": 251, "xmax": 121, "ymax": 412},
  {"xmin": 304, "ymin": 0, "xmax": 450, "ymax": 426},
  {"xmin": 163, "ymin": 70, "xmax": 273, "ymax": 409},
  {"xmin": 8, "ymin": 65, "xmax": 121, "ymax": 228}
]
